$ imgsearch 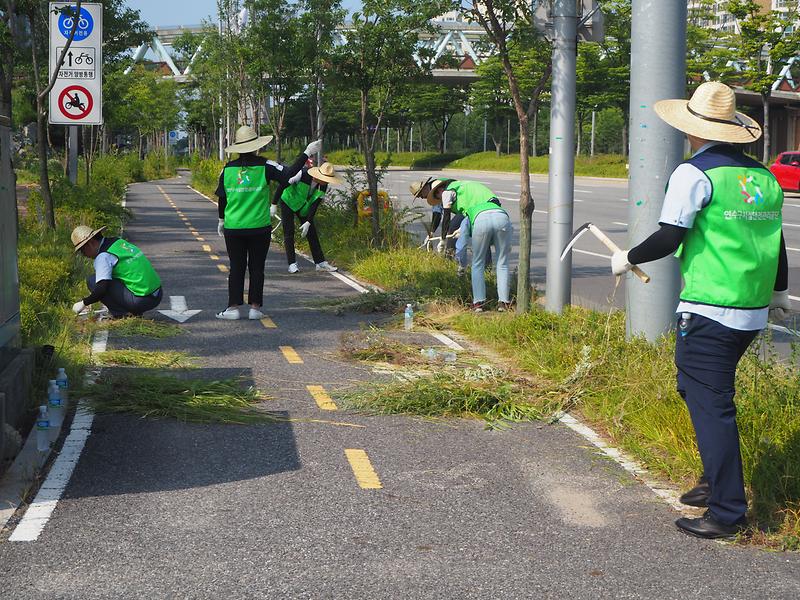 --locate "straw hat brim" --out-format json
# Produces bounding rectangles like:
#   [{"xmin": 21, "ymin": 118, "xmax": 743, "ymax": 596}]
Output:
[
  {"xmin": 224, "ymin": 134, "xmax": 274, "ymax": 154},
  {"xmin": 307, "ymin": 166, "xmax": 342, "ymax": 185},
  {"xmin": 653, "ymin": 99, "xmax": 762, "ymax": 144},
  {"xmin": 73, "ymin": 226, "xmax": 106, "ymax": 252},
  {"xmin": 426, "ymin": 179, "xmax": 449, "ymax": 206},
  {"xmin": 411, "ymin": 177, "xmax": 435, "ymax": 200}
]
